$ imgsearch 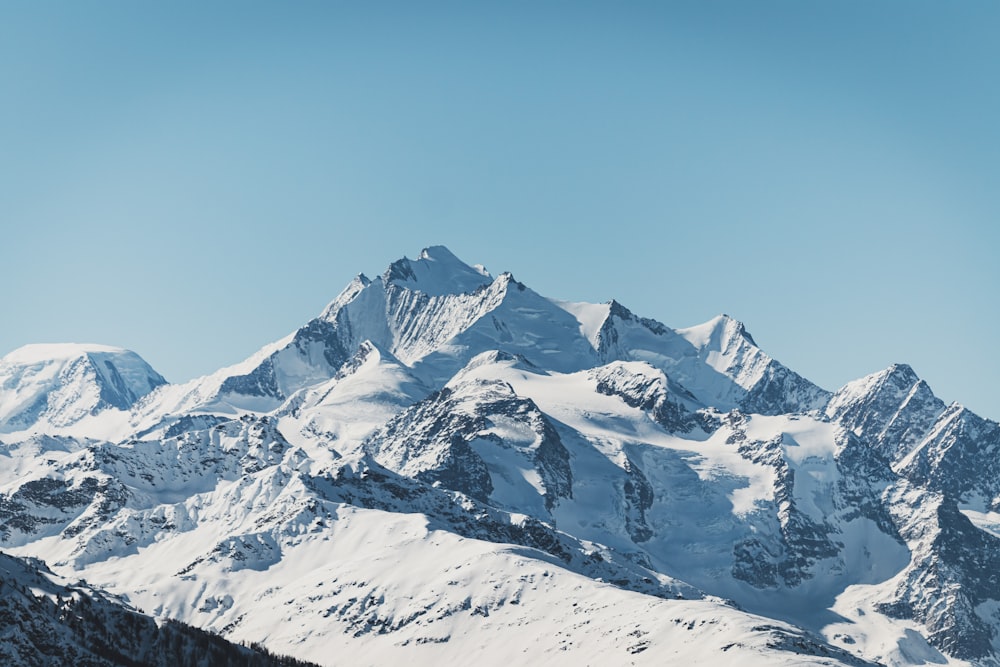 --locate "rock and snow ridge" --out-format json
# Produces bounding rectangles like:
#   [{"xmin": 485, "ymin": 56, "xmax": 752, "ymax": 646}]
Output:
[{"xmin": 0, "ymin": 245, "xmax": 997, "ymax": 666}]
